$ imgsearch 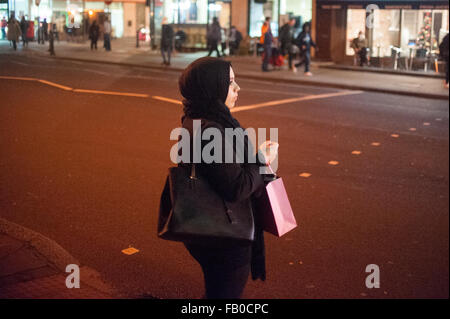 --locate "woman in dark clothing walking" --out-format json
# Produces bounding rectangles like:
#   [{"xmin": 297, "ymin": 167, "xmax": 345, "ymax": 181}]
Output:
[
  {"xmin": 207, "ymin": 17, "xmax": 222, "ymax": 58},
  {"xmin": 294, "ymin": 22, "xmax": 318, "ymax": 76},
  {"xmin": 89, "ymin": 21, "xmax": 100, "ymax": 50},
  {"xmin": 178, "ymin": 57, "xmax": 268, "ymax": 299},
  {"xmin": 161, "ymin": 18, "xmax": 174, "ymax": 66}
]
